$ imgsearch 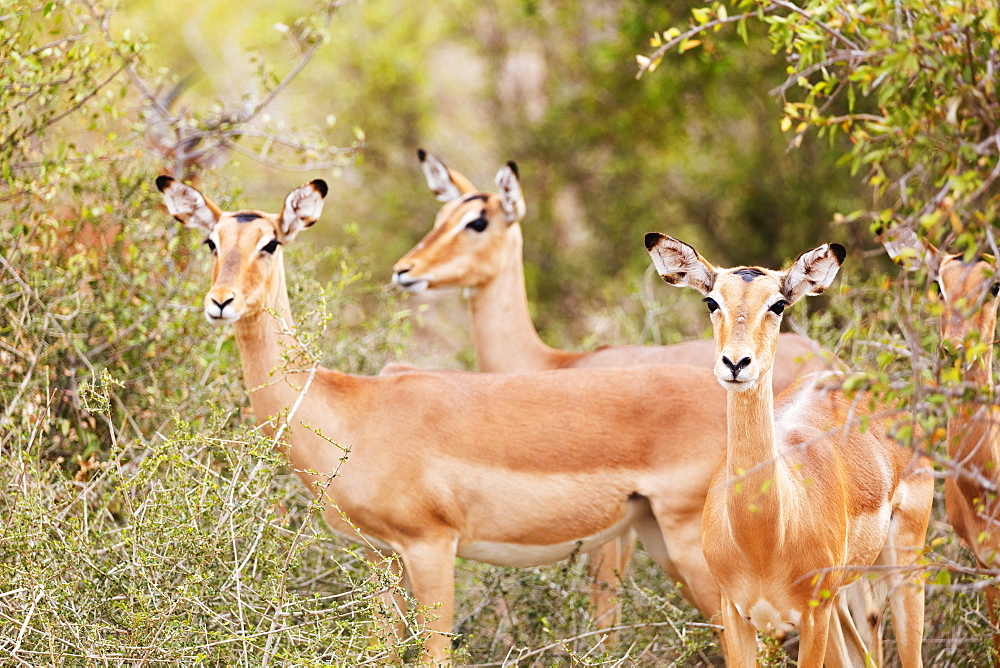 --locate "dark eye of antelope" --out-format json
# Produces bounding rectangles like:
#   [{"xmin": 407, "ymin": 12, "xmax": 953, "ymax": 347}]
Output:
[
  {"xmin": 703, "ymin": 297, "xmax": 719, "ymax": 313},
  {"xmin": 261, "ymin": 239, "xmax": 281, "ymax": 255},
  {"xmin": 204, "ymin": 238, "xmax": 217, "ymax": 254},
  {"xmin": 465, "ymin": 217, "xmax": 489, "ymax": 233},
  {"xmin": 769, "ymin": 300, "xmax": 788, "ymax": 315},
  {"xmin": 991, "ymin": 282, "xmax": 1000, "ymax": 298}
]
